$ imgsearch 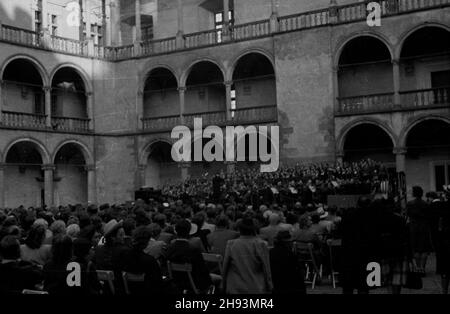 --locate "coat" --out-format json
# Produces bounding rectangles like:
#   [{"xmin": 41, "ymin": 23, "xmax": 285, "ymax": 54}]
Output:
[{"xmin": 223, "ymin": 236, "xmax": 273, "ymax": 294}]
